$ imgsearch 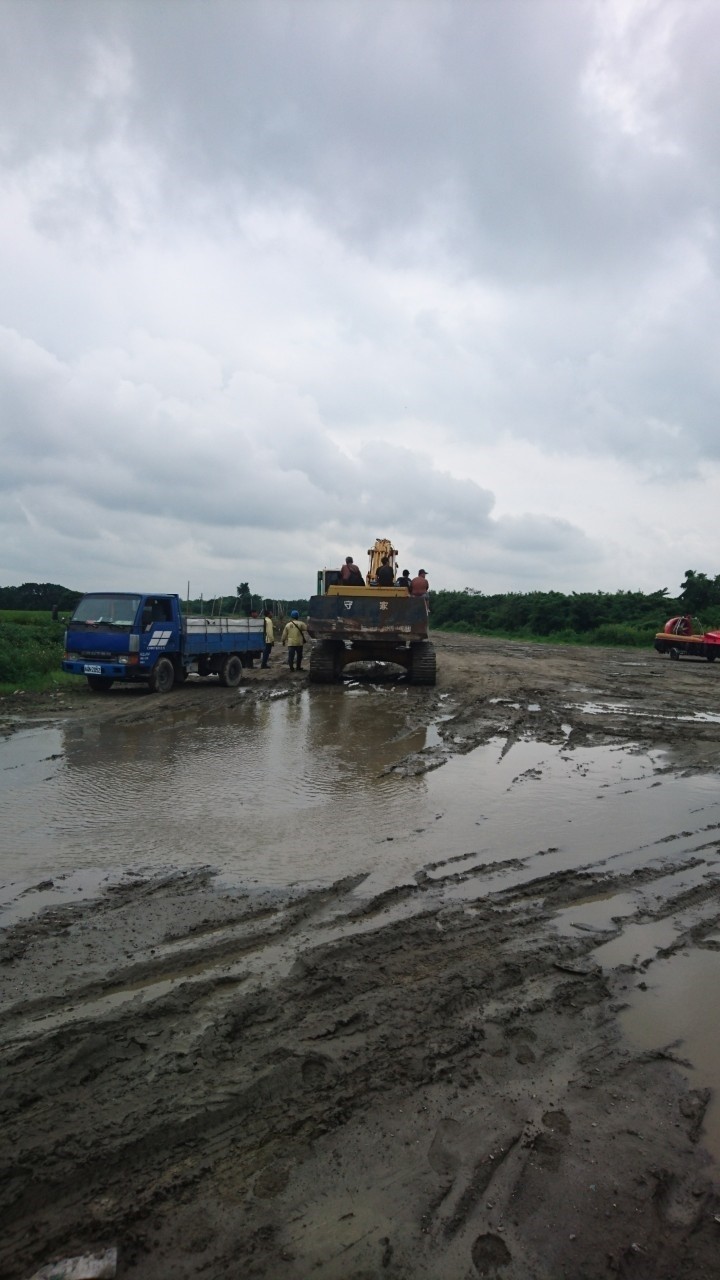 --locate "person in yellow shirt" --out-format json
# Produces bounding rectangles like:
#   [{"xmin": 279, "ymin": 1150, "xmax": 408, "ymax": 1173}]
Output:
[
  {"xmin": 281, "ymin": 610, "xmax": 310, "ymax": 671},
  {"xmin": 260, "ymin": 609, "xmax": 275, "ymax": 668}
]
